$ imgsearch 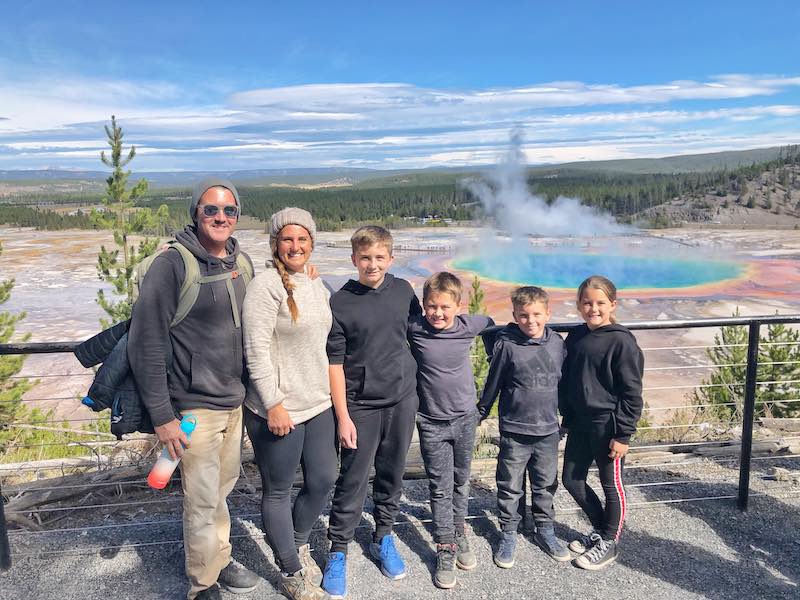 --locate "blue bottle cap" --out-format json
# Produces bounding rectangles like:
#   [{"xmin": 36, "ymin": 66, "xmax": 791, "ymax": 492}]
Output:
[{"xmin": 180, "ymin": 414, "xmax": 197, "ymax": 436}]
